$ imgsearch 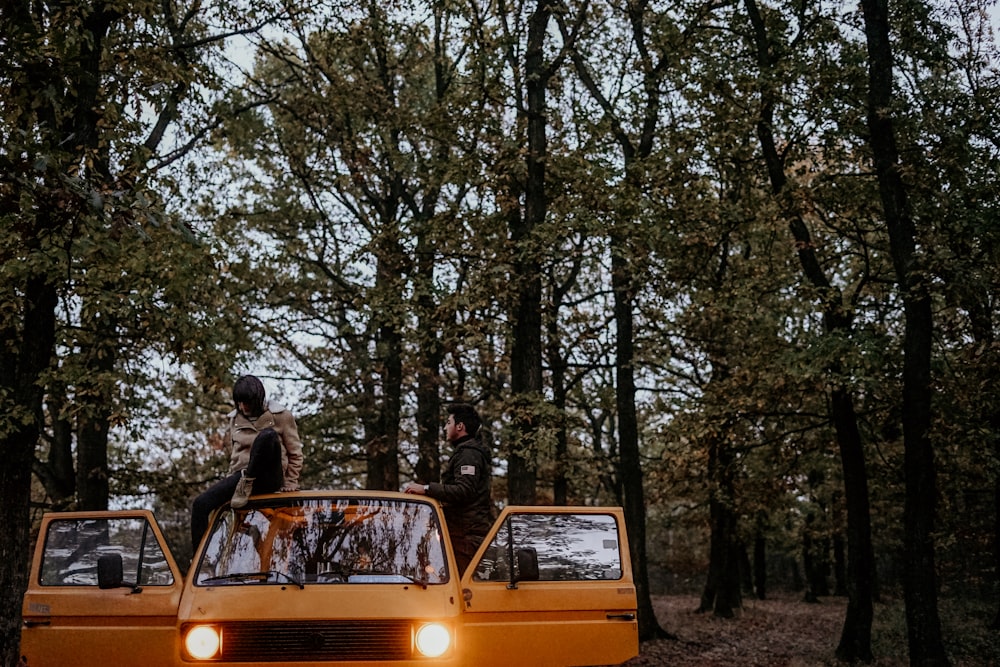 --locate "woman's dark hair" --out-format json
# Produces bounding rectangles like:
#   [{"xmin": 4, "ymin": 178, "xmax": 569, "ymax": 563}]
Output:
[
  {"xmin": 447, "ymin": 403, "xmax": 482, "ymax": 436},
  {"xmin": 233, "ymin": 375, "xmax": 267, "ymax": 416}
]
